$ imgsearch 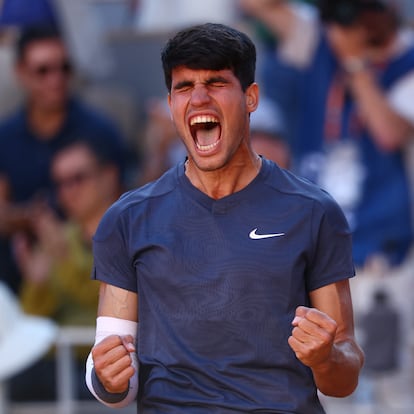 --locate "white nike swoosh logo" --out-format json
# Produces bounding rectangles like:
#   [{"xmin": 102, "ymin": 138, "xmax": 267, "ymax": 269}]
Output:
[{"xmin": 249, "ymin": 228, "xmax": 285, "ymax": 240}]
